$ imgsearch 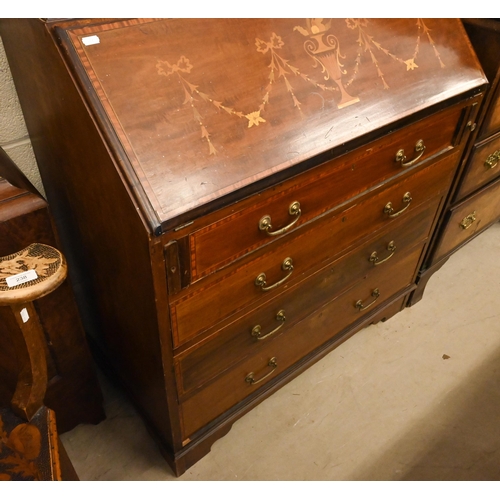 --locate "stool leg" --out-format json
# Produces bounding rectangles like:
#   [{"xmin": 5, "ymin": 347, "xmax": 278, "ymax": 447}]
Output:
[{"xmin": 8, "ymin": 301, "xmax": 48, "ymax": 421}]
